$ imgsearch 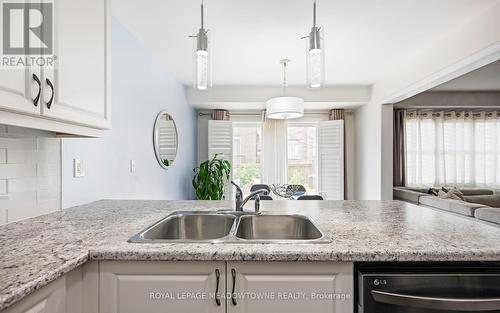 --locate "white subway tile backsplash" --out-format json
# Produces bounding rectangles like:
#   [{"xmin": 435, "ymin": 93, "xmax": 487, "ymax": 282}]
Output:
[
  {"xmin": 0, "ymin": 149, "xmax": 6, "ymax": 163},
  {"xmin": 7, "ymin": 177, "xmax": 37, "ymax": 193},
  {"xmin": 38, "ymin": 188, "xmax": 60, "ymax": 201},
  {"xmin": 0, "ymin": 137, "xmax": 36, "ymax": 149},
  {"xmin": 0, "ymin": 191, "xmax": 37, "ymax": 209},
  {"xmin": 0, "ymin": 125, "xmax": 61, "ymax": 224},
  {"xmin": 37, "ymin": 163, "xmax": 61, "ymax": 176},
  {"xmin": 7, "ymin": 149, "xmax": 36, "ymax": 164},
  {"xmin": 0, "ymin": 163, "xmax": 37, "ymax": 179},
  {"xmin": 37, "ymin": 199, "xmax": 60, "ymax": 216},
  {"xmin": 37, "ymin": 137, "xmax": 61, "ymax": 152},
  {"xmin": 37, "ymin": 175, "xmax": 61, "ymax": 189},
  {"xmin": 7, "ymin": 202, "xmax": 38, "ymax": 223},
  {"xmin": 0, "ymin": 208, "xmax": 7, "ymax": 225},
  {"xmin": 0, "ymin": 180, "xmax": 6, "ymax": 194}
]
